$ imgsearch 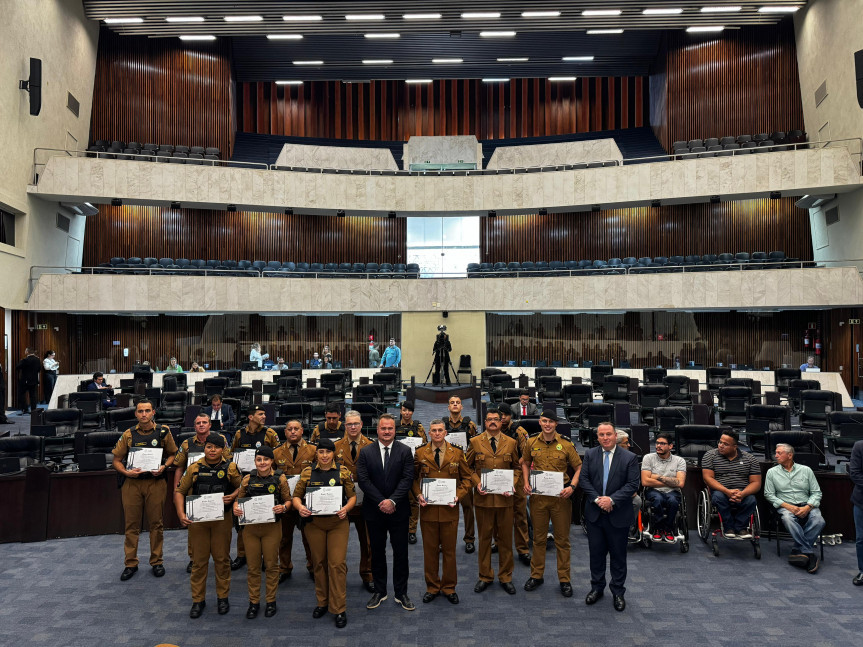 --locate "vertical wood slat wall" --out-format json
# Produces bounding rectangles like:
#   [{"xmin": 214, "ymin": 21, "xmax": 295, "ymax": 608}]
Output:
[
  {"xmin": 480, "ymin": 198, "xmax": 812, "ymax": 264},
  {"xmin": 237, "ymin": 77, "xmax": 649, "ymax": 140},
  {"xmin": 650, "ymin": 24, "xmax": 805, "ymax": 152},
  {"xmin": 89, "ymin": 28, "xmax": 234, "ymax": 157},
  {"xmin": 82, "ymin": 206, "xmax": 407, "ymax": 267}
]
